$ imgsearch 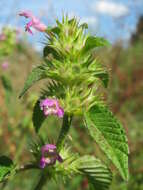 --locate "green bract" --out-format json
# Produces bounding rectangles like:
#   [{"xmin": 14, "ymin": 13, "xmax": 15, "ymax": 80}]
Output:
[
  {"xmin": 30, "ymin": 142, "xmax": 112, "ymax": 190},
  {"xmin": 19, "ymin": 16, "xmax": 109, "ymax": 115}
]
